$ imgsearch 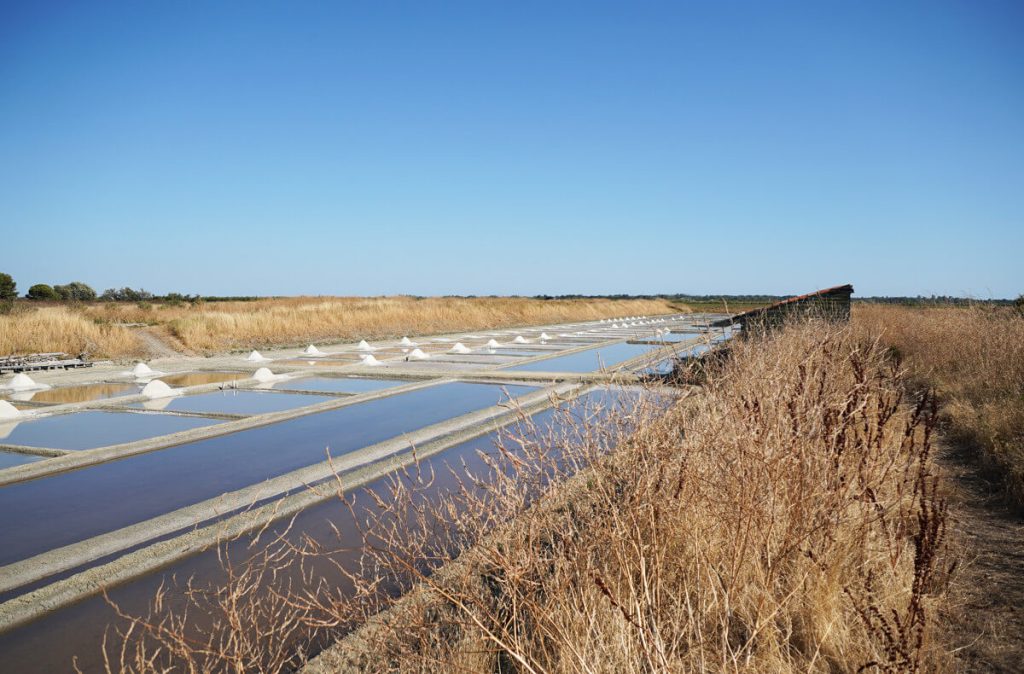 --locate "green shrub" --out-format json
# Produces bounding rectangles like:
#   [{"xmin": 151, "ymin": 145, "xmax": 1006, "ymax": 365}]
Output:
[
  {"xmin": 0, "ymin": 273, "xmax": 16, "ymax": 301},
  {"xmin": 54, "ymin": 281, "xmax": 97, "ymax": 302},
  {"xmin": 26, "ymin": 283, "xmax": 59, "ymax": 300}
]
